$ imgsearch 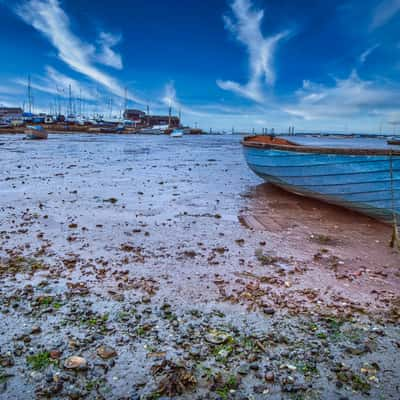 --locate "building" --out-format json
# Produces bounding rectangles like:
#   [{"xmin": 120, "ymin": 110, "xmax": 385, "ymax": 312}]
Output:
[
  {"xmin": 0, "ymin": 107, "xmax": 23, "ymax": 121},
  {"xmin": 145, "ymin": 115, "xmax": 180, "ymax": 127},
  {"xmin": 123, "ymin": 108, "xmax": 180, "ymax": 128},
  {"xmin": 123, "ymin": 109, "xmax": 145, "ymax": 121}
]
